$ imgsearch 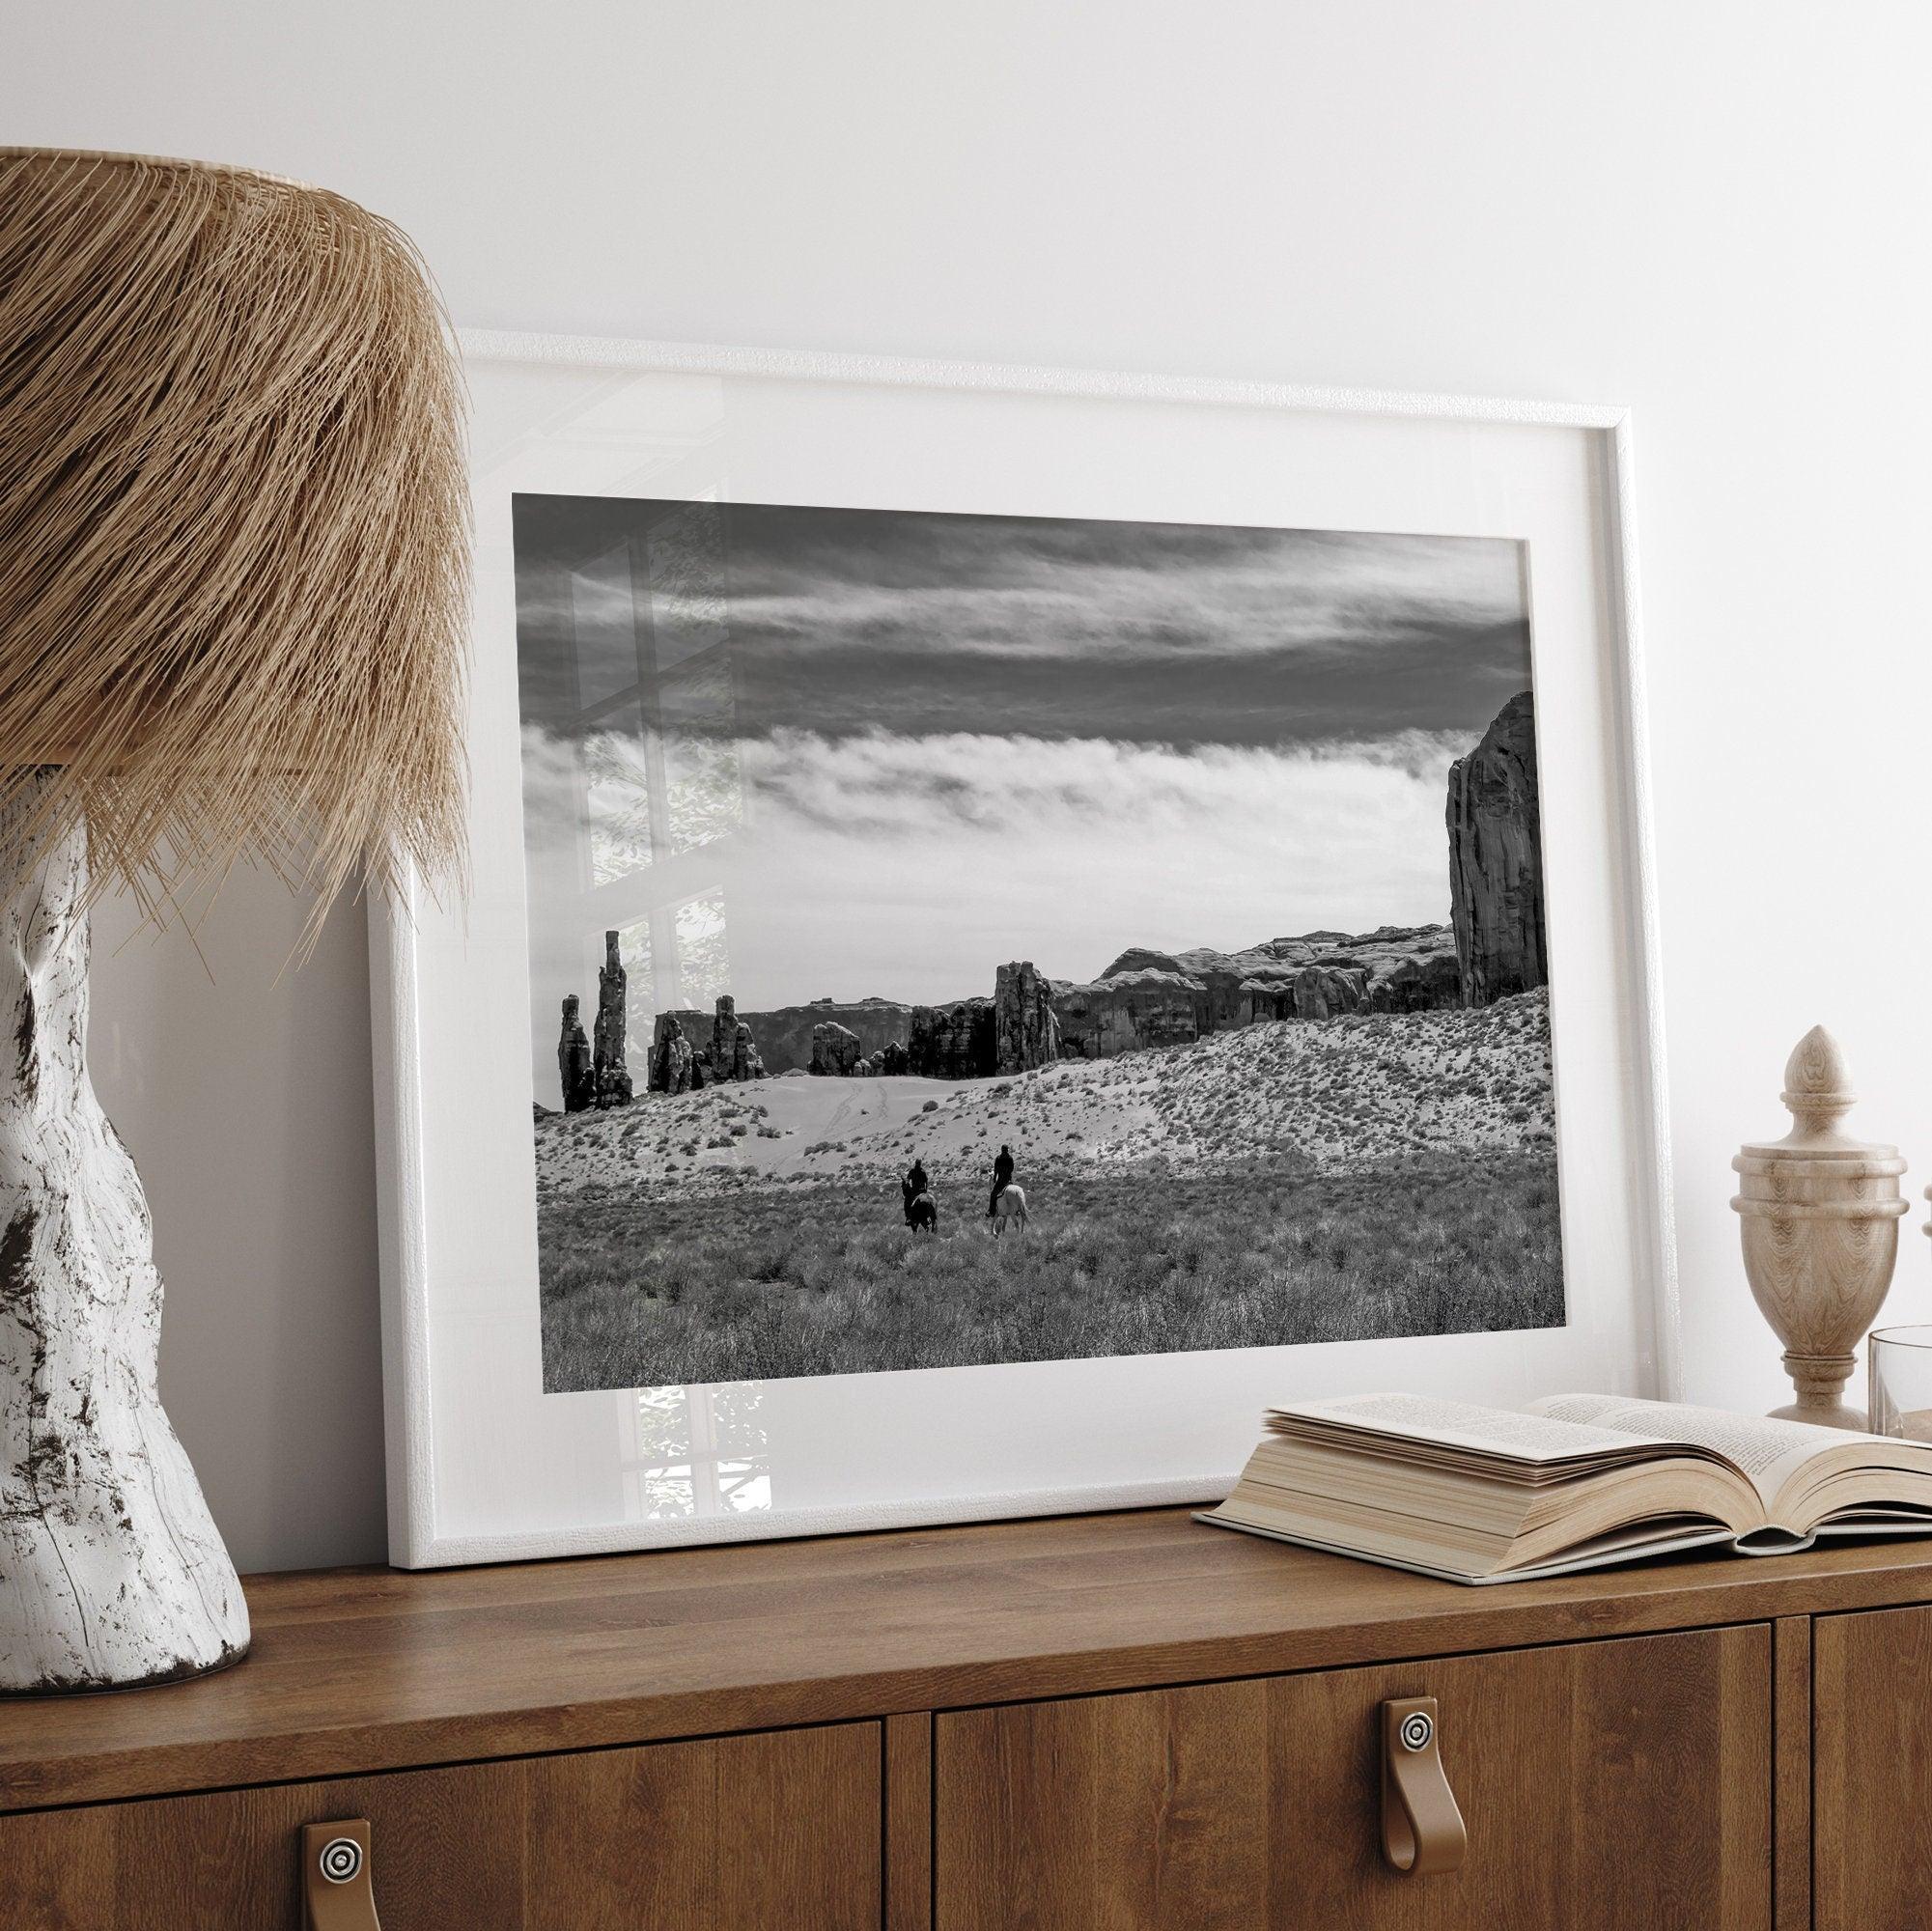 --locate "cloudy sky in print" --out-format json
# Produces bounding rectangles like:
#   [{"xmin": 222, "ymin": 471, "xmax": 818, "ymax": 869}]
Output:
[{"xmin": 513, "ymin": 494, "xmax": 1532, "ymax": 1032}]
